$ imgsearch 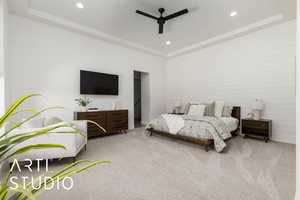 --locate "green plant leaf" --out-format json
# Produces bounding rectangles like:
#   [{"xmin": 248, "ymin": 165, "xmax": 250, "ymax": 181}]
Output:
[
  {"xmin": 11, "ymin": 109, "xmax": 39, "ymax": 117},
  {"xmin": 8, "ymin": 183, "xmax": 36, "ymax": 200},
  {"xmin": 0, "ymin": 95, "xmax": 110, "ymax": 200},
  {"xmin": 0, "ymin": 94, "xmax": 40, "ymax": 129},
  {"xmin": 0, "ymin": 106, "xmax": 64, "ymax": 139},
  {"xmin": 75, "ymin": 120, "xmax": 106, "ymax": 133},
  {"xmin": 0, "ymin": 123, "xmax": 86, "ymax": 161}
]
